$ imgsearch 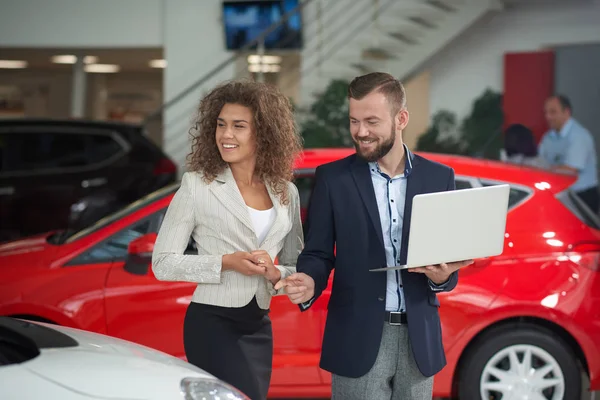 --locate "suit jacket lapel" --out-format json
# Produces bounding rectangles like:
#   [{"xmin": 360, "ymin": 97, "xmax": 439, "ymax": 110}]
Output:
[
  {"xmin": 209, "ymin": 167, "xmax": 255, "ymax": 233},
  {"xmin": 400, "ymin": 154, "xmax": 422, "ymax": 264},
  {"xmin": 351, "ymin": 156, "xmax": 385, "ymax": 248}
]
